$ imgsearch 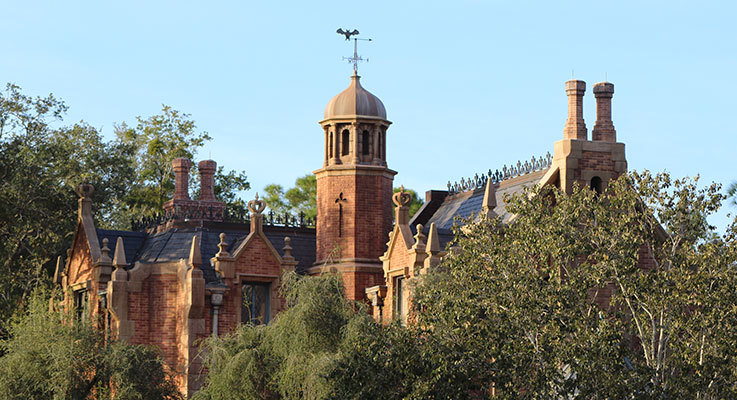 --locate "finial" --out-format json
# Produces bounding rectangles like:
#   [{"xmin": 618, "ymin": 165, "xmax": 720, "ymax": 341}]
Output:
[
  {"xmin": 283, "ymin": 236, "xmax": 294, "ymax": 259},
  {"xmin": 189, "ymin": 235, "xmax": 202, "ymax": 268},
  {"xmin": 216, "ymin": 233, "xmax": 230, "ymax": 257},
  {"xmin": 100, "ymin": 238, "xmax": 112, "ymax": 263},
  {"xmin": 248, "ymin": 194, "xmax": 266, "ymax": 215},
  {"xmin": 413, "ymin": 224, "xmax": 427, "ymax": 248},
  {"xmin": 427, "ymin": 222, "xmax": 440, "ymax": 253},
  {"xmin": 75, "ymin": 182, "xmax": 95, "ymax": 199},
  {"xmin": 392, "ymin": 186, "xmax": 411, "ymax": 207},
  {"xmin": 113, "ymin": 237, "xmax": 127, "ymax": 267}
]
